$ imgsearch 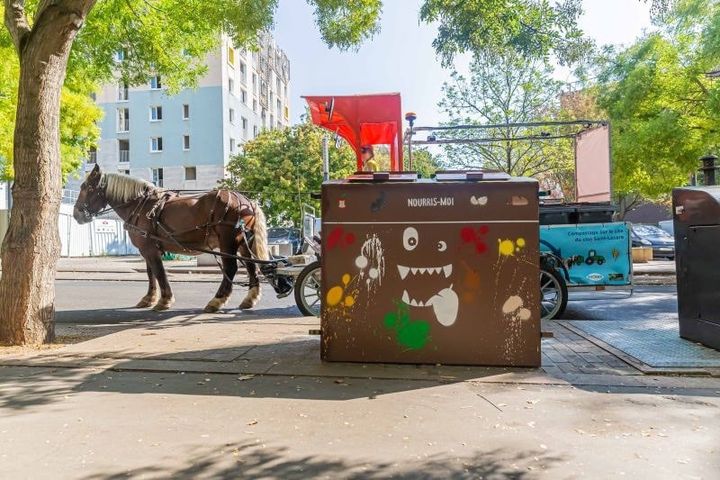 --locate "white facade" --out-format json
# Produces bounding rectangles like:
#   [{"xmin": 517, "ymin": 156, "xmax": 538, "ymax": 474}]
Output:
[{"xmin": 71, "ymin": 32, "xmax": 291, "ymax": 191}]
